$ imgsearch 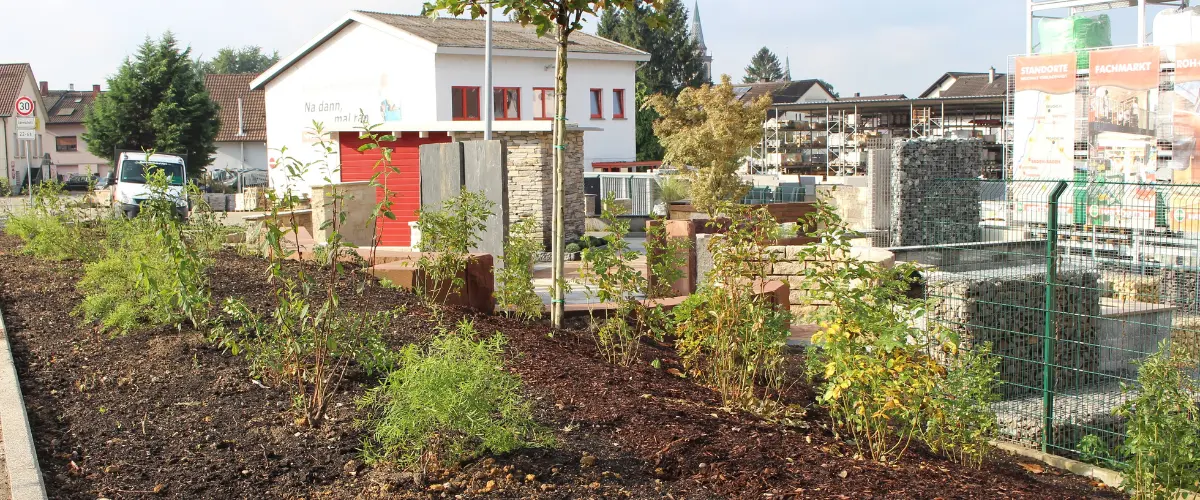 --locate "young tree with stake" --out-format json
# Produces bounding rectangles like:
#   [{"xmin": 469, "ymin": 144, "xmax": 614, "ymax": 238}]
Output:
[{"xmin": 422, "ymin": 0, "xmax": 667, "ymax": 327}]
